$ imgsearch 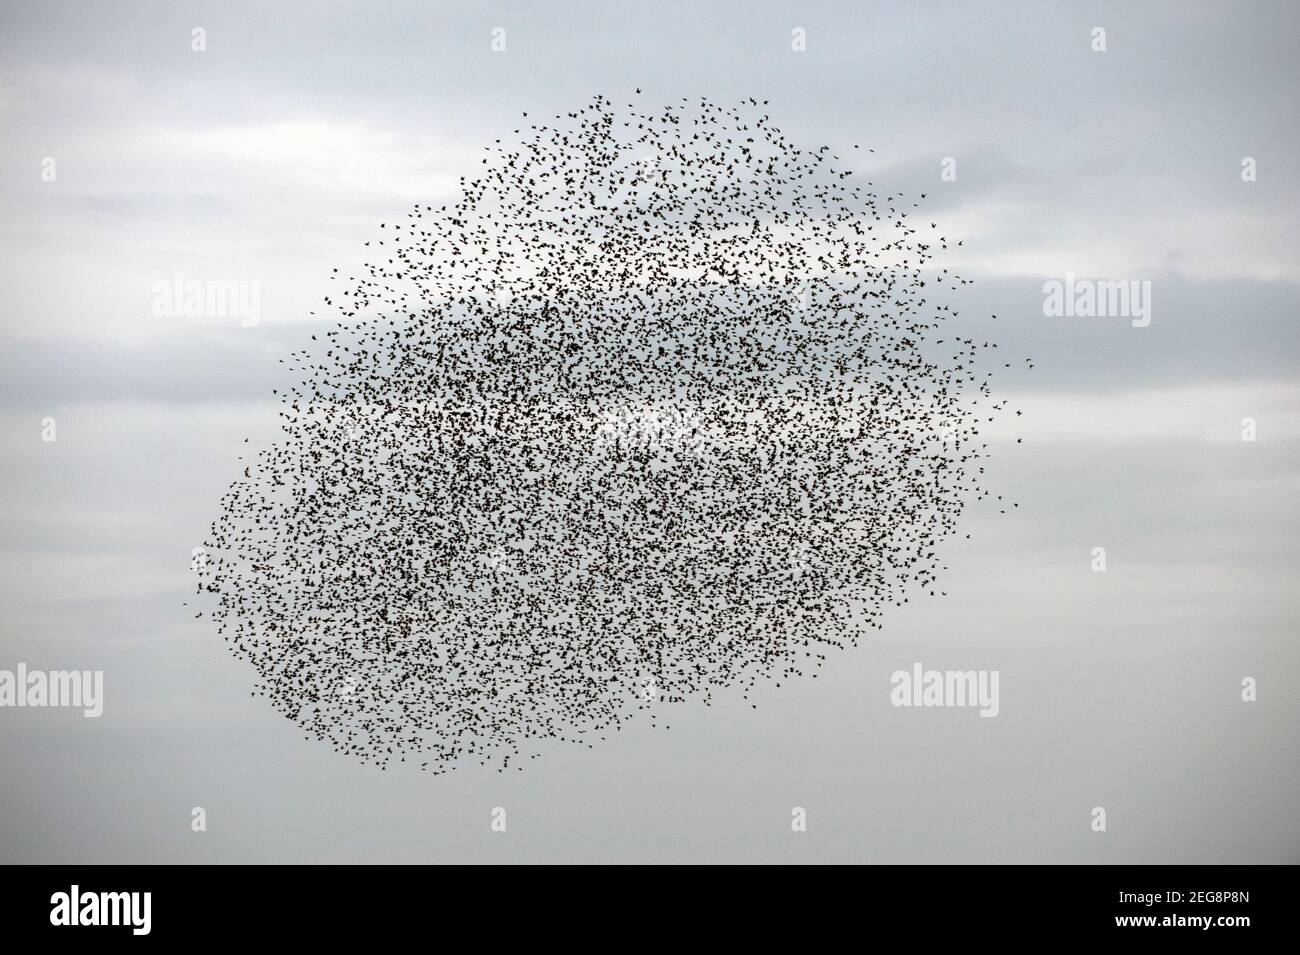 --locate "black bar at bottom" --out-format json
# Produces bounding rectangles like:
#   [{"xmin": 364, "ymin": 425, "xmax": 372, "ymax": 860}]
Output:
[{"xmin": 6, "ymin": 864, "xmax": 1287, "ymax": 942}]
